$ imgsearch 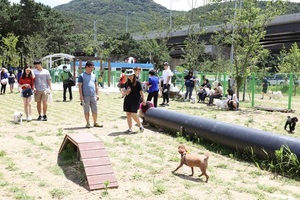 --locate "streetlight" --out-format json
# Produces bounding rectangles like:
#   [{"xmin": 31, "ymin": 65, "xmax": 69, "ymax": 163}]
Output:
[{"xmin": 126, "ymin": 11, "xmax": 133, "ymax": 33}]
